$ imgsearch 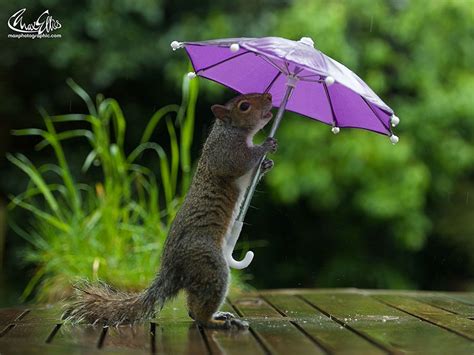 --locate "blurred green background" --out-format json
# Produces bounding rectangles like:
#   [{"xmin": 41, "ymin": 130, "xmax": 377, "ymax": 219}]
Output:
[{"xmin": 1, "ymin": 0, "xmax": 473, "ymax": 306}]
